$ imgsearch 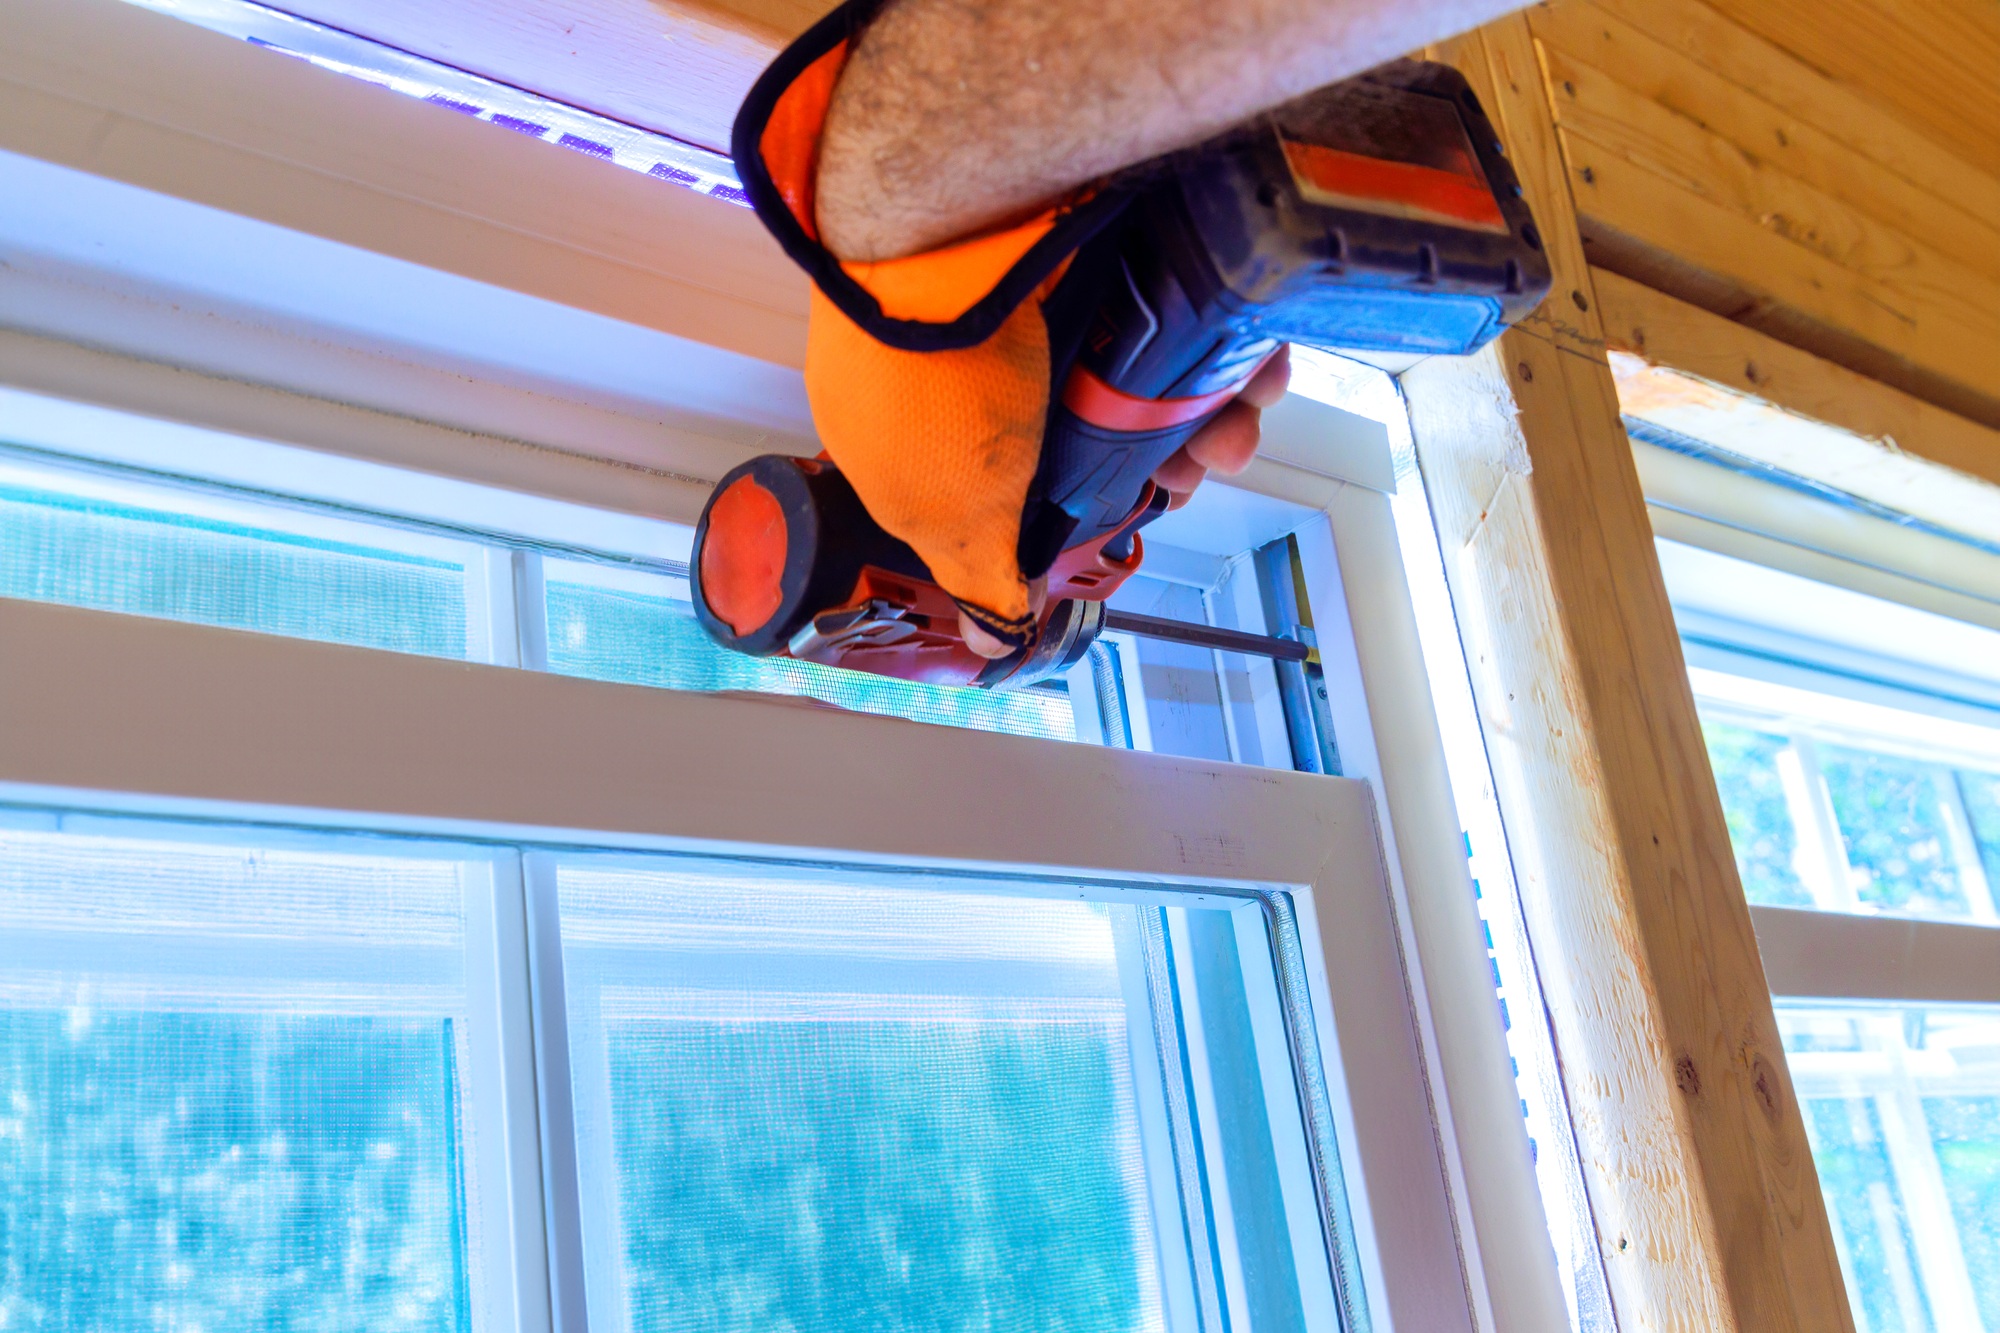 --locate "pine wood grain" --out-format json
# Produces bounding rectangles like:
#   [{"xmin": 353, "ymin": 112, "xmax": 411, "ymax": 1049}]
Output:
[
  {"xmin": 1547, "ymin": 52, "xmax": 2000, "ymax": 331},
  {"xmin": 1559, "ymin": 131, "xmax": 2000, "ymax": 432},
  {"xmin": 1531, "ymin": 2, "xmax": 2000, "ymax": 285},
  {"xmin": 1700, "ymin": 0, "xmax": 2000, "ymax": 181},
  {"xmin": 1580, "ymin": 0, "xmax": 2000, "ymax": 225},
  {"xmin": 1413, "ymin": 14, "xmax": 1855, "ymax": 1332}
]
